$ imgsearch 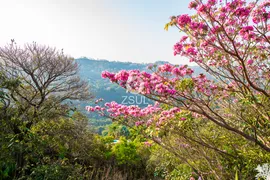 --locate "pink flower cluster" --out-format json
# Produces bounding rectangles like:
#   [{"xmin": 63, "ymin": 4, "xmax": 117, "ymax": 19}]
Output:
[
  {"xmin": 172, "ymin": 65, "xmax": 194, "ymax": 76},
  {"xmin": 170, "ymin": 0, "xmax": 270, "ymax": 89},
  {"xmin": 247, "ymin": 59, "xmax": 254, "ymax": 65},
  {"xmin": 161, "ymin": 107, "xmax": 181, "ymax": 118},
  {"xmin": 115, "ymin": 70, "xmax": 129, "ymax": 81},
  {"xmin": 177, "ymin": 14, "xmax": 191, "ymax": 27},
  {"xmin": 173, "ymin": 43, "xmax": 183, "ymax": 56},
  {"xmin": 235, "ymin": 7, "xmax": 250, "ymax": 17},
  {"xmin": 101, "ymin": 64, "xmax": 194, "ymax": 96},
  {"xmin": 155, "ymin": 83, "xmax": 176, "ymax": 94},
  {"xmin": 186, "ymin": 47, "xmax": 197, "ymax": 55},
  {"xmin": 158, "ymin": 64, "xmax": 173, "ymax": 72},
  {"xmin": 207, "ymin": 0, "xmax": 217, "ymax": 6},
  {"xmin": 101, "ymin": 71, "xmax": 117, "ymax": 82},
  {"xmin": 100, "ymin": 62, "xmax": 223, "ymax": 100},
  {"xmin": 197, "ymin": 4, "xmax": 207, "ymax": 14},
  {"xmin": 135, "ymin": 121, "xmax": 145, "ymax": 126},
  {"xmin": 192, "ymin": 74, "xmax": 218, "ymax": 96},
  {"xmin": 174, "ymin": 43, "xmax": 198, "ymax": 56},
  {"xmin": 88, "ymin": 101, "xmax": 163, "ymax": 118},
  {"xmin": 86, "ymin": 101, "xmax": 185, "ymax": 128},
  {"xmin": 85, "ymin": 105, "xmax": 105, "ymax": 112},
  {"xmin": 156, "ymin": 107, "xmax": 182, "ymax": 126},
  {"xmin": 239, "ymin": 26, "xmax": 255, "ymax": 40},
  {"xmin": 252, "ymin": 1, "xmax": 270, "ymax": 24},
  {"xmin": 188, "ymin": 1, "xmax": 198, "ymax": 9},
  {"xmin": 189, "ymin": 22, "xmax": 208, "ymax": 32}
]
